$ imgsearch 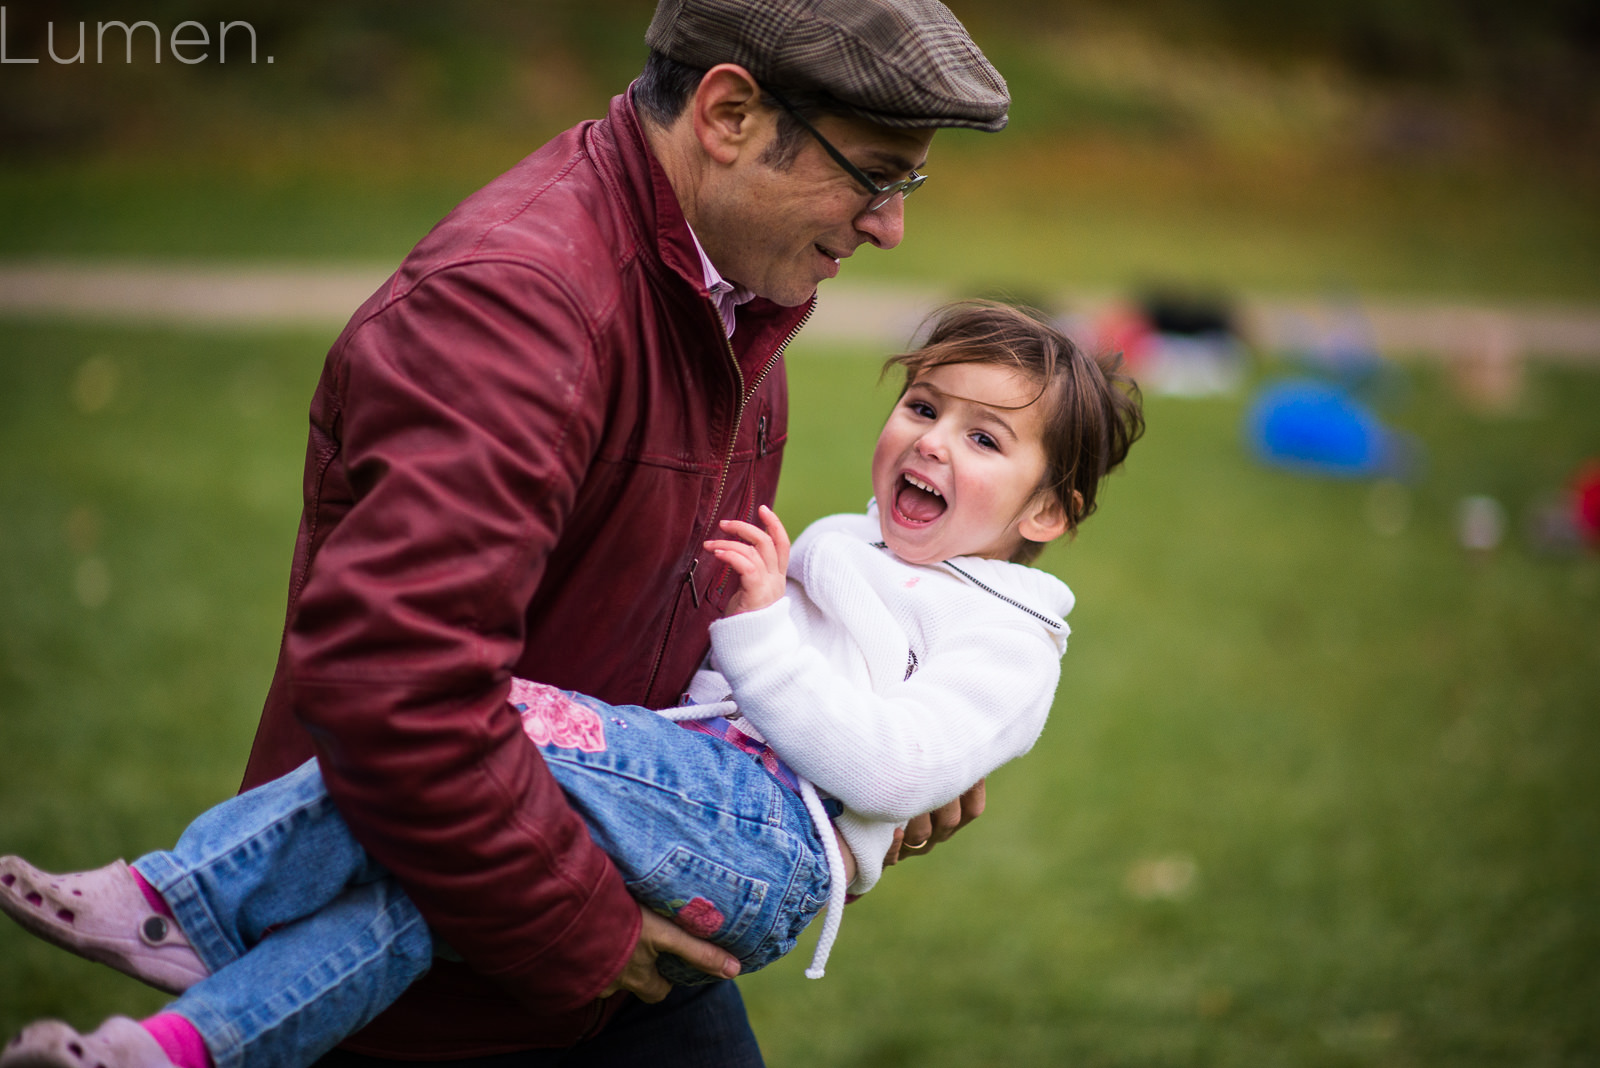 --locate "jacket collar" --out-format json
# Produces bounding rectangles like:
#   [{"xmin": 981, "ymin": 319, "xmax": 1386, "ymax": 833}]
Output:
[{"xmin": 599, "ymin": 88, "xmax": 814, "ymax": 360}]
